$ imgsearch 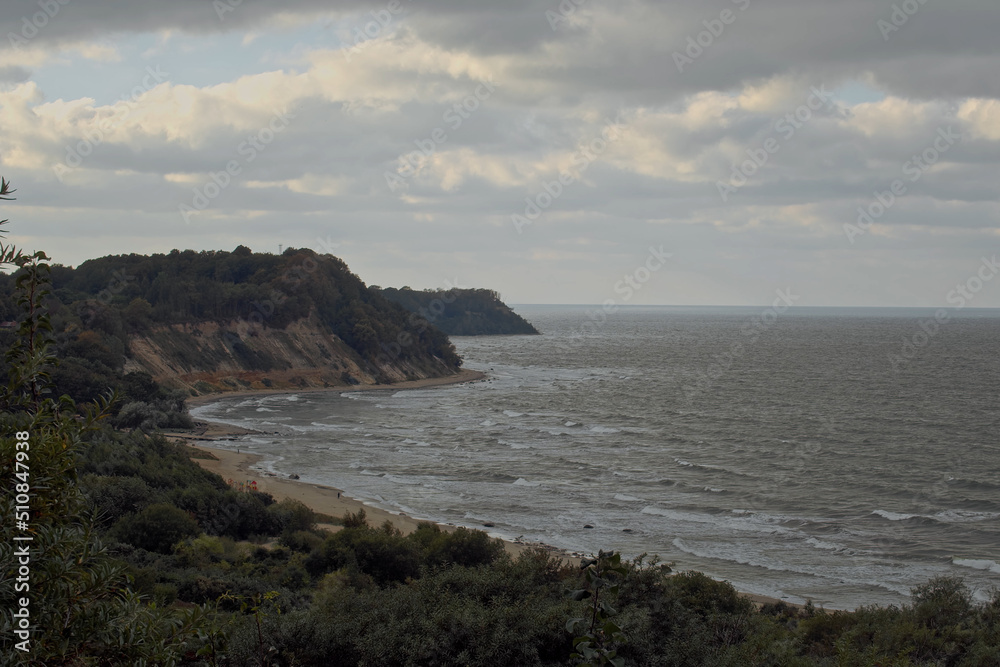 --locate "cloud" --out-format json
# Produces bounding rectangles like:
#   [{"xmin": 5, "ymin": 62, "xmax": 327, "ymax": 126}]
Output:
[{"xmin": 0, "ymin": 0, "xmax": 999, "ymax": 305}]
